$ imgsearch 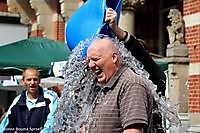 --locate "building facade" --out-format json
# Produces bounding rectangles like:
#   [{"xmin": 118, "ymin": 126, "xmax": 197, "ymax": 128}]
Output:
[{"xmin": 183, "ymin": 0, "xmax": 200, "ymax": 131}]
